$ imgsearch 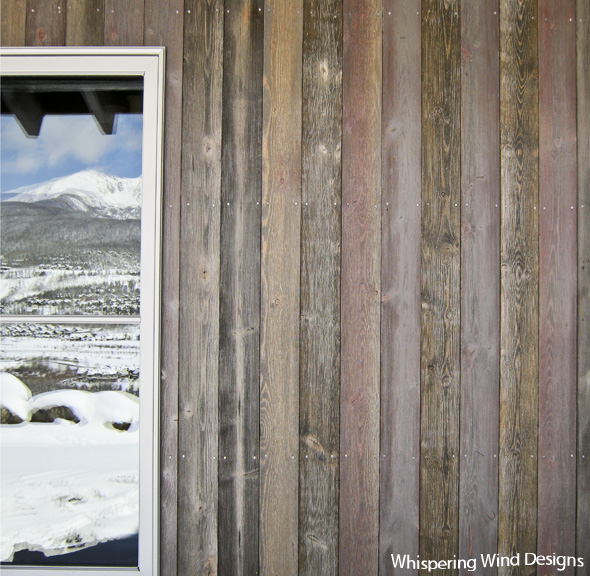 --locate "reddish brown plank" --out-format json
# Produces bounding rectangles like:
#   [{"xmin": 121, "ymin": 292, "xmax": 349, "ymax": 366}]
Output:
[
  {"xmin": 577, "ymin": 0, "xmax": 590, "ymax": 571},
  {"xmin": 459, "ymin": 0, "xmax": 500, "ymax": 571},
  {"xmin": 1, "ymin": 0, "xmax": 26, "ymax": 46},
  {"xmin": 379, "ymin": 2, "xmax": 421, "ymax": 574},
  {"xmin": 498, "ymin": 0, "xmax": 539, "ymax": 572},
  {"xmin": 339, "ymin": 0, "xmax": 381, "ymax": 575},
  {"xmin": 25, "ymin": 0, "xmax": 65, "ymax": 46},
  {"xmin": 177, "ymin": 0, "xmax": 224, "ymax": 573},
  {"xmin": 538, "ymin": 1, "xmax": 577, "ymax": 571},
  {"xmin": 259, "ymin": 1, "xmax": 302, "ymax": 575},
  {"xmin": 104, "ymin": 0, "xmax": 143, "ymax": 46},
  {"xmin": 143, "ymin": 2, "xmax": 184, "ymax": 575},
  {"xmin": 66, "ymin": 0, "xmax": 104, "ymax": 45},
  {"xmin": 419, "ymin": 1, "xmax": 461, "ymax": 571},
  {"xmin": 299, "ymin": 0, "xmax": 342, "ymax": 574}
]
